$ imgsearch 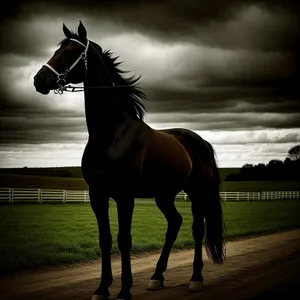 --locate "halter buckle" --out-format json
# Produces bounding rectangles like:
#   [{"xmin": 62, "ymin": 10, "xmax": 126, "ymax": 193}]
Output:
[
  {"xmin": 58, "ymin": 73, "xmax": 66, "ymax": 80},
  {"xmin": 54, "ymin": 88, "xmax": 64, "ymax": 95}
]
